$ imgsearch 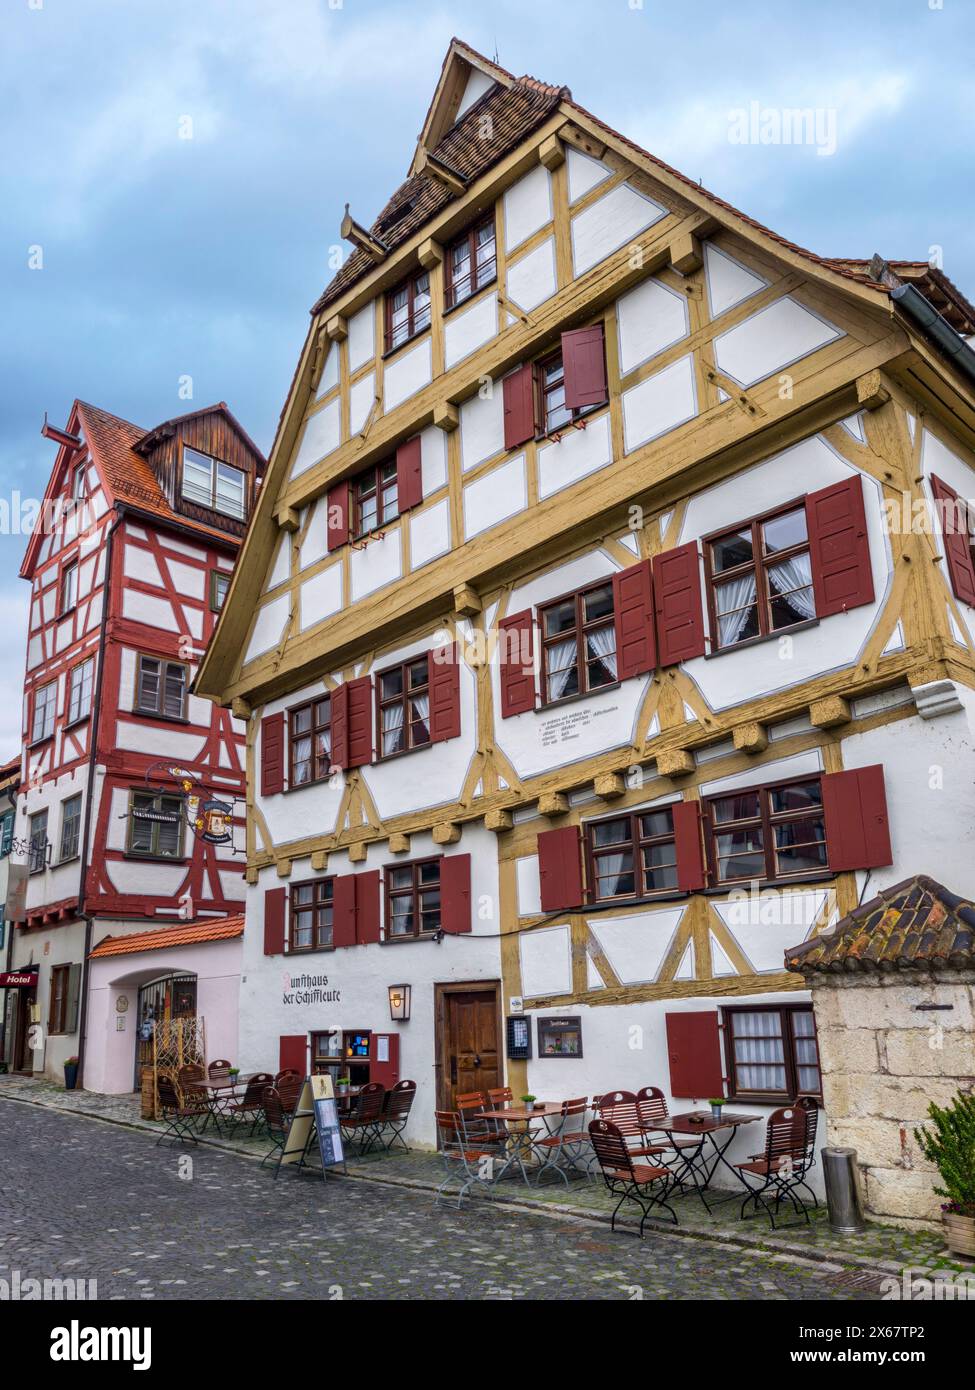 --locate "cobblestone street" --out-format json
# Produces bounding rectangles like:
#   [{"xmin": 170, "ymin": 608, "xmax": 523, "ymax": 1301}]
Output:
[{"xmin": 0, "ymin": 1099, "xmax": 882, "ymax": 1302}]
